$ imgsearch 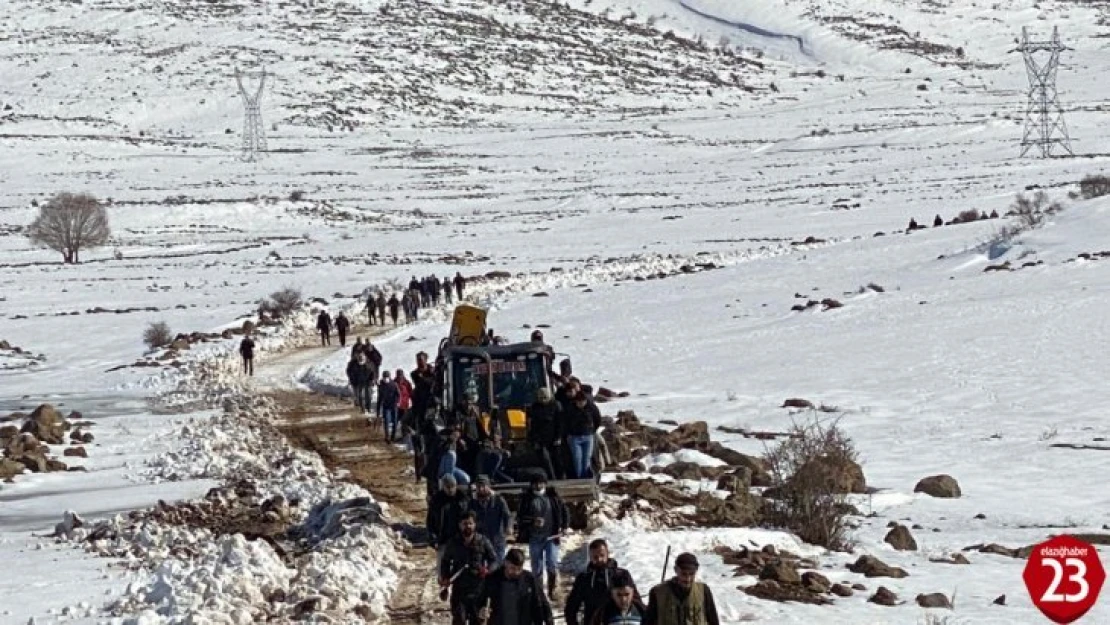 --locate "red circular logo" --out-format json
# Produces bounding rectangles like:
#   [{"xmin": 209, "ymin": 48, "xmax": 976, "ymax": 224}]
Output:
[{"xmin": 1023, "ymin": 535, "xmax": 1106, "ymax": 623}]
